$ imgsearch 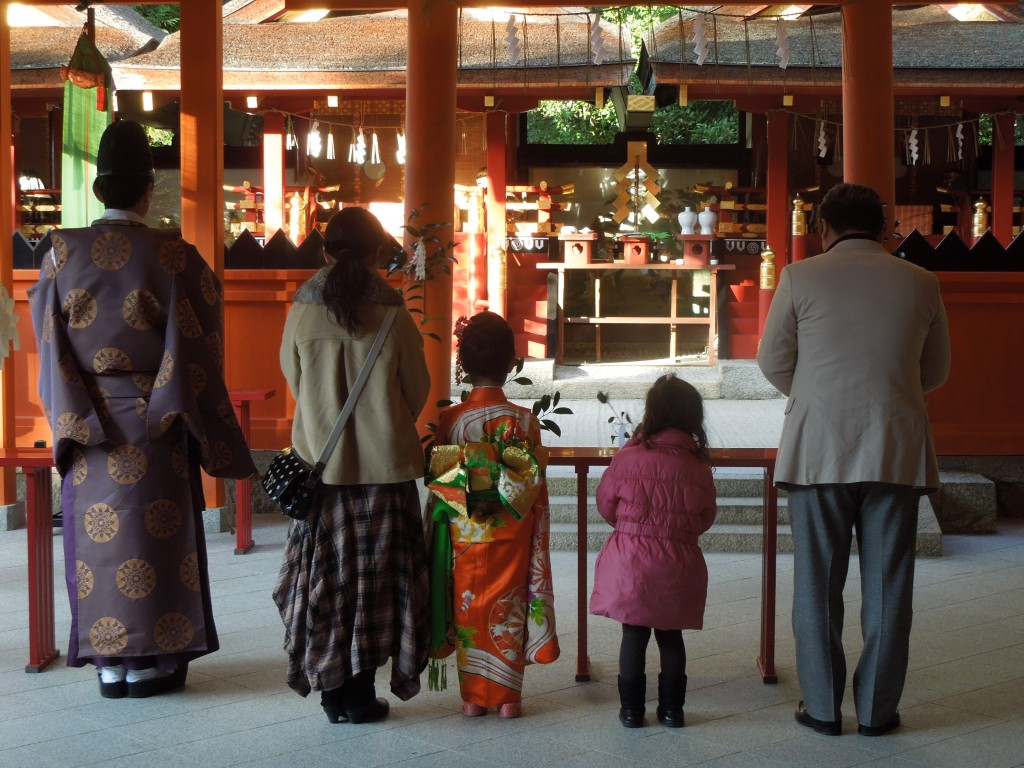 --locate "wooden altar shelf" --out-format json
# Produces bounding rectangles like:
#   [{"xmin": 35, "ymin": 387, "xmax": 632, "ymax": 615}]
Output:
[{"xmin": 536, "ymin": 262, "xmax": 735, "ymax": 364}]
